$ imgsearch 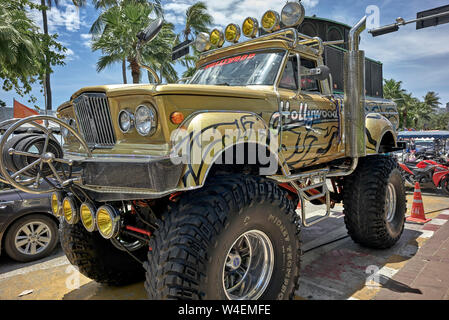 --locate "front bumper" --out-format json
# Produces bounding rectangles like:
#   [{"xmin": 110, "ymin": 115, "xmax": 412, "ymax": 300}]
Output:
[{"xmin": 68, "ymin": 154, "xmax": 185, "ymax": 201}]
